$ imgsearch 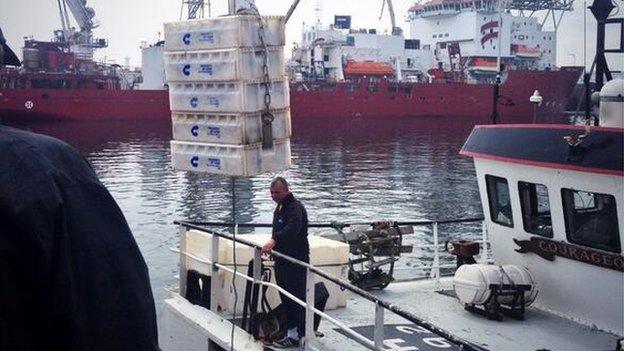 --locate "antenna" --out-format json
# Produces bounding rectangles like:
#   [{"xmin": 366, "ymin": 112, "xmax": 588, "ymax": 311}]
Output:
[{"xmin": 314, "ymin": 0, "xmax": 323, "ymax": 28}]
